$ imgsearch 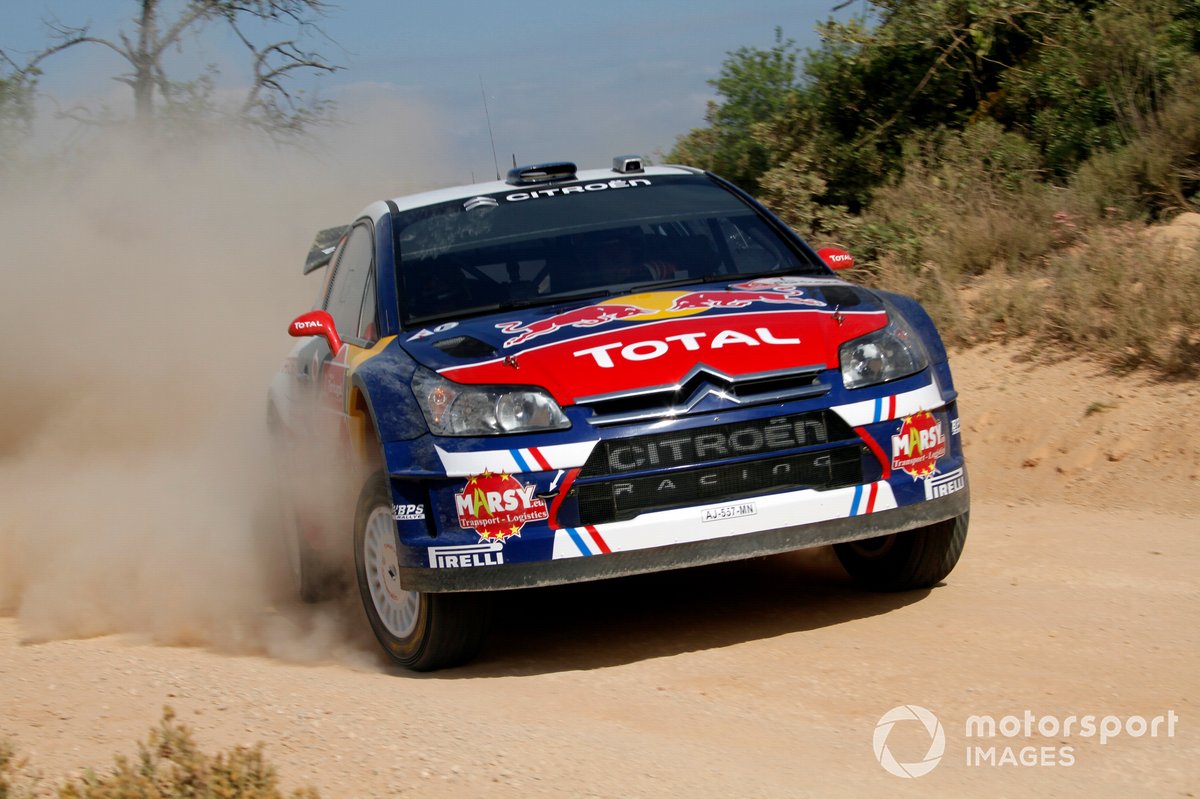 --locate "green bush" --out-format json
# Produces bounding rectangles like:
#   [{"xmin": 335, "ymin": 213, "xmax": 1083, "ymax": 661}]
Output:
[{"xmin": 1067, "ymin": 61, "xmax": 1200, "ymax": 222}]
